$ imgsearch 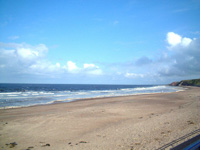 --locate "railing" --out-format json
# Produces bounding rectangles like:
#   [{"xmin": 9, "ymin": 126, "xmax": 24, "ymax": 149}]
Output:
[{"xmin": 156, "ymin": 129, "xmax": 200, "ymax": 150}]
